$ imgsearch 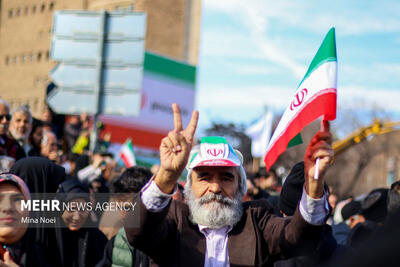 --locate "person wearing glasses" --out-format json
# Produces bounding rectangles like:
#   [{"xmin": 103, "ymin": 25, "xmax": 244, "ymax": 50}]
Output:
[{"xmin": 0, "ymin": 100, "xmax": 25, "ymax": 161}]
